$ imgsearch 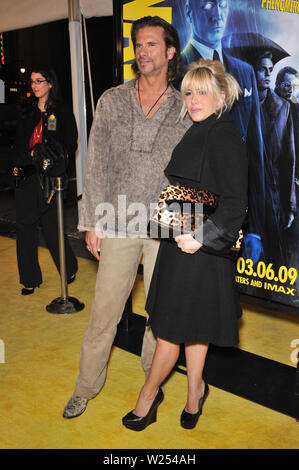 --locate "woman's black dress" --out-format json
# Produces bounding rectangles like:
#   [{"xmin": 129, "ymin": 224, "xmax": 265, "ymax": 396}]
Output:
[{"xmin": 146, "ymin": 112, "xmax": 248, "ymax": 347}]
